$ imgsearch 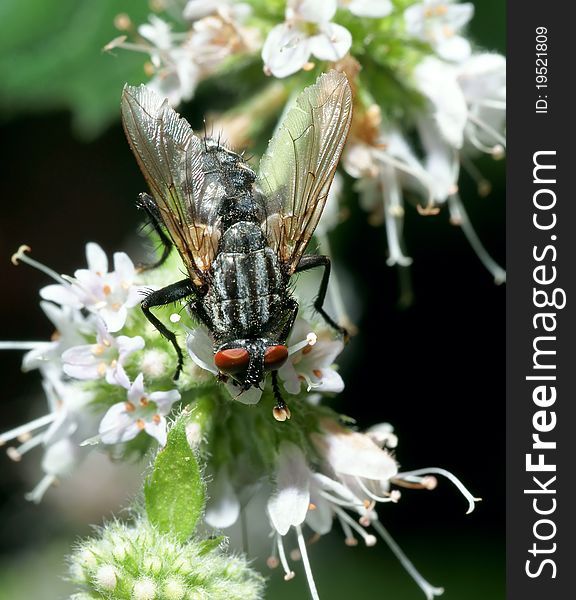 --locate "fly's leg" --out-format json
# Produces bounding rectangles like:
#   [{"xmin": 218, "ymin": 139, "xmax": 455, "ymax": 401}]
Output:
[
  {"xmin": 270, "ymin": 299, "xmax": 299, "ymax": 421},
  {"xmin": 141, "ymin": 278, "xmax": 199, "ymax": 380},
  {"xmin": 279, "ymin": 298, "xmax": 299, "ymax": 343},
  {"xmin": 271, "ymin": 370, "xmax": 291, "ymax": 422},
  {"xmin": 136, "ymin": 193, "xmax": 172, "ymax": 271},
  {"xmin": 295, "ymin": 255, "xmax": 348, "ymax": 341}
]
